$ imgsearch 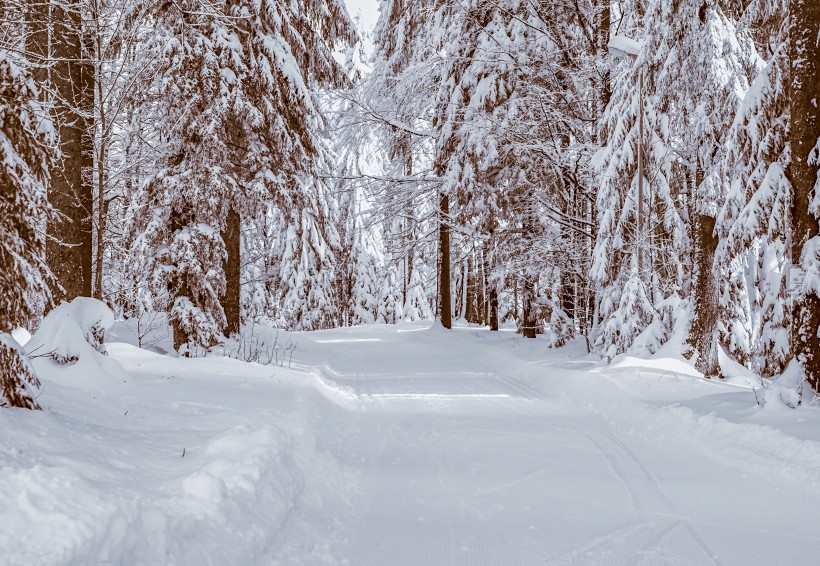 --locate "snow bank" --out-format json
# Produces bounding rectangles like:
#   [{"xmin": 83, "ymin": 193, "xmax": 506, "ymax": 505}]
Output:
[
  {"xmin": 25, "ymin": 297, "xmax": 128, "ymax": 385},
  {"xmin": 0, "ymin": 409, "xmax": 318, "ymax": 565},
  {"xmin": 559, "ymin": 365, "xmax": 820, "ymax": 496},
  {"xmin": 0, "ymin": 335, "xmax": 351, "ymax": 565}
]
